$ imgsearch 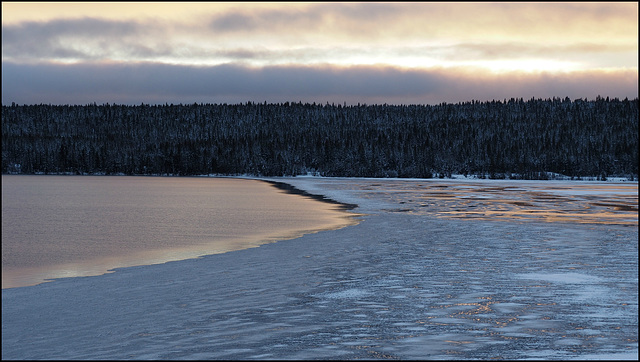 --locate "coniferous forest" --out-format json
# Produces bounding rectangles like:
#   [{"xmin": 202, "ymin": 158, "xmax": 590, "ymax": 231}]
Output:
[{"xmin": 2, "ymin": 97, "xmax": 638, "ymax": 180}]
